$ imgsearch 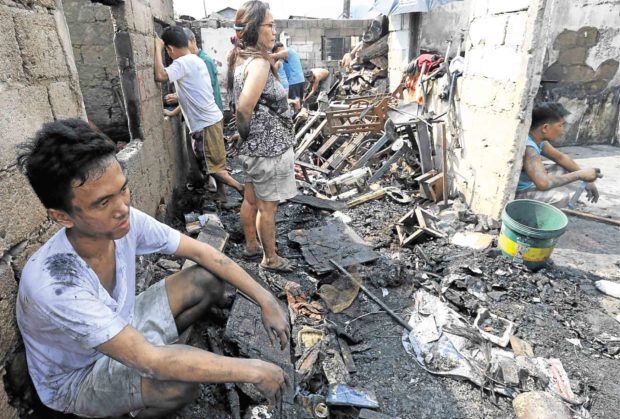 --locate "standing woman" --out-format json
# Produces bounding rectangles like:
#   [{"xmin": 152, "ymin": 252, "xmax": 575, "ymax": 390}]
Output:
[{"xmin": 228, "ymin": 1, "xmax": 297, "ymax": 272}]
